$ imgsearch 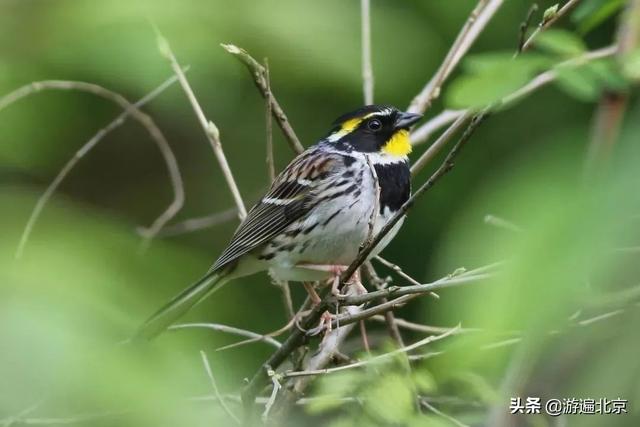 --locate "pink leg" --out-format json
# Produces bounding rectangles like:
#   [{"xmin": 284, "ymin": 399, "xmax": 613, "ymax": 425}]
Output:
[{"xmin": 296, "ymin": 263, "xmax": 352, "ymax": 297}]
